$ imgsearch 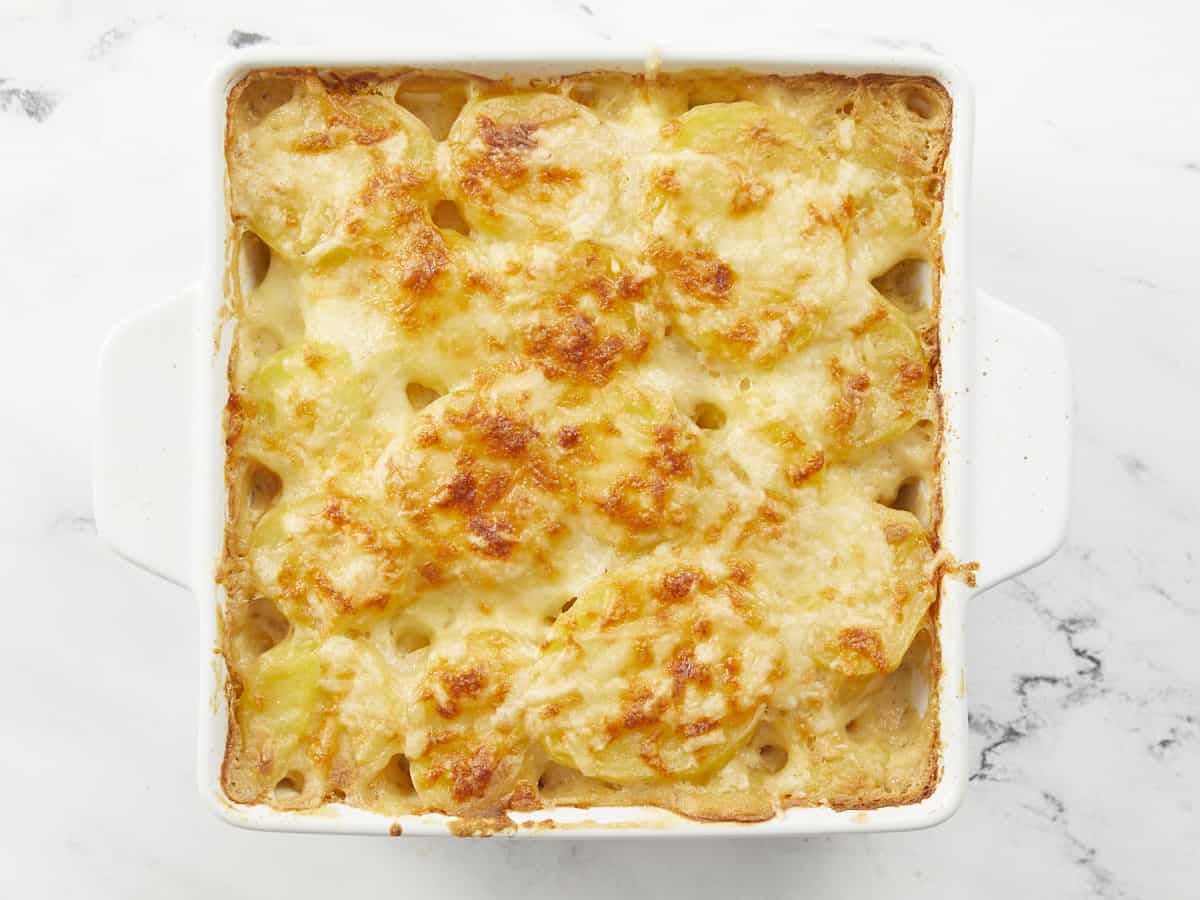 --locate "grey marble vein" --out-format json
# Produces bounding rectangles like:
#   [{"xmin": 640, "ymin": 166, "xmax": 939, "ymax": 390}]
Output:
[
  {"xmin": 970, "ymin": 577, "xmax": 1111, "ymax": 783},
  {"xmin": 48, "ymin": 514, "xmax": 97, "ymax": 537},
  {"xmin": 0, "ymin": 79, "xmax": 58, "ymax": 121},
  {"xmin": 1027, "ymin": 790, "xmax": 1126, "ymax": 899},
  {"xmin": 87, "ymin": 25, "xmax": 131, "ymax": 60},
  {"xmin": 1144, "ymin": 582, "xmax": 1198, "ymax": 617},
  {"xmin": 228, "ymin": 29, "xmax": 270, "ymax": 48},
  {"xmin": 1148, "ymin": 713, "xmax": 1199, "ymax": 758}
]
